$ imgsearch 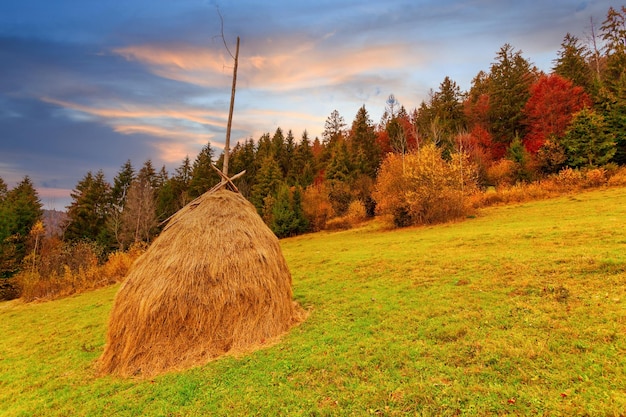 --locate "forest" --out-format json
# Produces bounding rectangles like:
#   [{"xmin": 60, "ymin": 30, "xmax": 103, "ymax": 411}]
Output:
[{"xmin": 0, "ymin": 5, "xmax": 625, "ymax": 300}]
